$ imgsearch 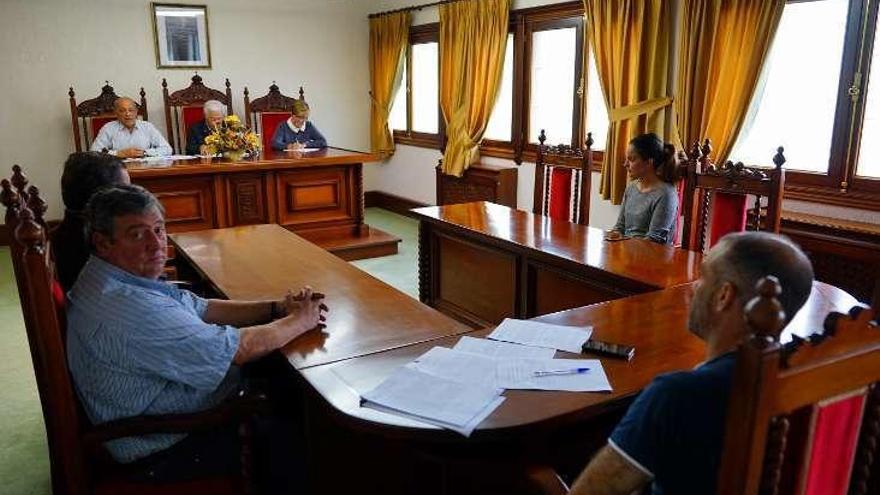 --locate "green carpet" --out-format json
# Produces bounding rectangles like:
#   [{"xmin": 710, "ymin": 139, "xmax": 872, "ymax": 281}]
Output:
[{"xmin": 0, "ymin": 207, "xmax": 418, "ymax": 494}]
